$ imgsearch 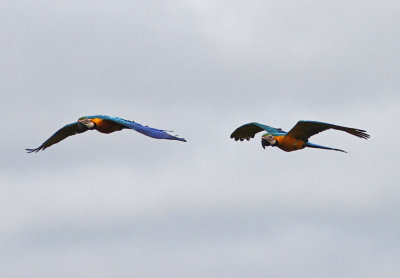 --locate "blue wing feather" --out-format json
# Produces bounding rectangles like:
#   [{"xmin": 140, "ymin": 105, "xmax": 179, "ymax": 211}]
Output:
[
  {"xmin": 87, "ymin": 115, "xmax": 186, "ymax": 142},
  {"xmin": 230, "ymin": 122, "xmax": 286, "ymax": 141},
  {"xmin": 25, "ymin": 122, "xmax": 84, "ymax": 153},
  {"xmin": 287, "ymin": 120, "xmax": 369, "ymax": 141}
]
